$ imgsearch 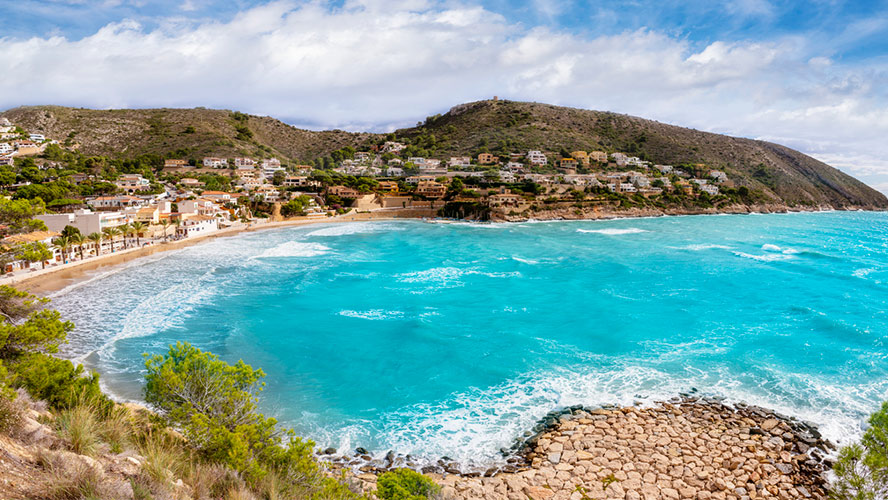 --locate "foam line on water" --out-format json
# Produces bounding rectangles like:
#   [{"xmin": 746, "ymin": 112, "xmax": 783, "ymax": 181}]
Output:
[
  {"xmin": 252, "ymin": 241, "xmax": 330, "ymax": 259},
  {"xmin": 306, "ymin": 222, "xmax": 404, "ymax": 237},
  {"xmin": 577, "ymin": 228, "xmax": 647, "ymax": 235},
  {"xmin": 305, "ymin": 363, "xmax": 883, "ymax": 469}
]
